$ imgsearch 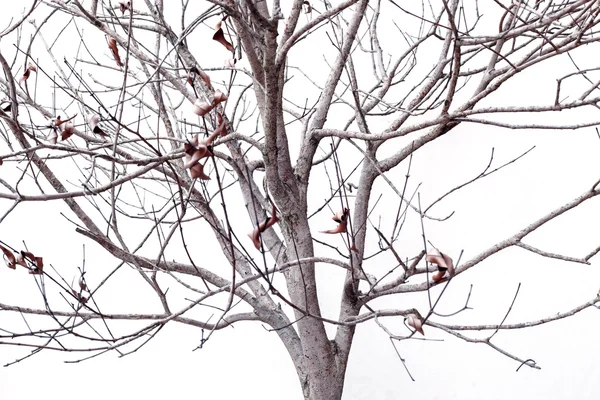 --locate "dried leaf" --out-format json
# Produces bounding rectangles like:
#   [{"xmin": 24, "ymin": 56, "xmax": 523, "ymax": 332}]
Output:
[
  {"xmin": 0, "ymin": 244, "xmax": 16, "ymax": 269},
  {"xmin": 248, "ymin": 201, "xmax": 279, "ymax": 249},
  {"xmin": 61, "ymin": 121, "xmax": 75, "ymax": 141},
  {"xmin": 19, "ymin": 63, "xmax": 37, "ymax": 85},
  {"xmin": 213, "ymin": 89, "xmax": 228, "ymax": 105},
  {"xmin": 212, "ymin": 18, "xmax": 234, "ymax": 52},
  {"xmin": 79, "ymin": 275, "xmax": 87, "ymax": 291},
  {"xmin": 214, "ymin": 113, "xmax": 227, "ymax": 137},
  {"xmin": 1, "ymin": 101, "xmax": 11, "ymax": 112},
  {"xmin": 224, "ymin": 58, "xmax": 236, "ymax": 68},
  {"xmin": 406, "ymin": 314, "xmax": 424, "ymax": 335},
  {"xmin": 322, "ymin": 208, "xmax": 349, "ymax": 234},
  {"xmin": 106, "ymin": 36, "xmax": 123, "ymax": 67},
  {"xmin": 88, "ymin": 114, "xmax": 108, "ymax": 136},
  {"xmin": 192, "ymin": 99, "xmax": 213, "ymax": 117},
  {"xmin": 189, "ymin": 160, "xmax": 211, "ymax": 180},
  {"xmin": 119, "ymin": 0, "xmax": 131, "ymax": 15},
  {"xmin": 426, "ymin": 247, "xmax": 455, "ymax": 281},
  {"xmin": 303, "ymin": 1, "xmax": 312, "ymax": 13}
]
